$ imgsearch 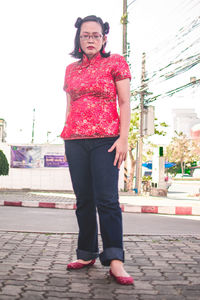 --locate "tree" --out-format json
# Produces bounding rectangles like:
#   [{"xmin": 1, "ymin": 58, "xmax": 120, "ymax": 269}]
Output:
[
  {"xmin": 128, "ymin": 112, "xmax": 139, "ymax": 191},
  {"xmin": 128, "ymin": 112, "xmax": 168, "ymax": 191},
  {"xmin": 0, "ymin": 150, "xmax": 9, "ymax": 176},
  {"xmin": 191, "ymin": 139, "xmax": 200, "ymax": 159},
  {"xmin": 165, "ymin": 131, "xmax": 191, "ymax": 174}
]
